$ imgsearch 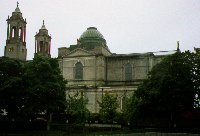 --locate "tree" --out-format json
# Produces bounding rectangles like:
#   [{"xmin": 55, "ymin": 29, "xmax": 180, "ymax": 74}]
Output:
[
  {"xmin": 184, "ymin": 51, "xmax": 200, "ymax": 108},
  {"xmin": 98, "ymin": 92, "xmax": 119, "ymax": 123},
  {"xmin": 128, "ymin": 52, "xmax": 195, "ymax": 127},
  {"xmin": 66, "ymin": 91, "xmax": 89, "ymax": 124},
  {"xmin": 122, "ymin": 96, "xmax": 141, "ymax": 126},
  {"xmin": 23, "ymin": 55, "xmax": 67, "ymax": 120},
  {"xmin": 0, "ymin": 57, "xmax": 26, "ymax": 121}
]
